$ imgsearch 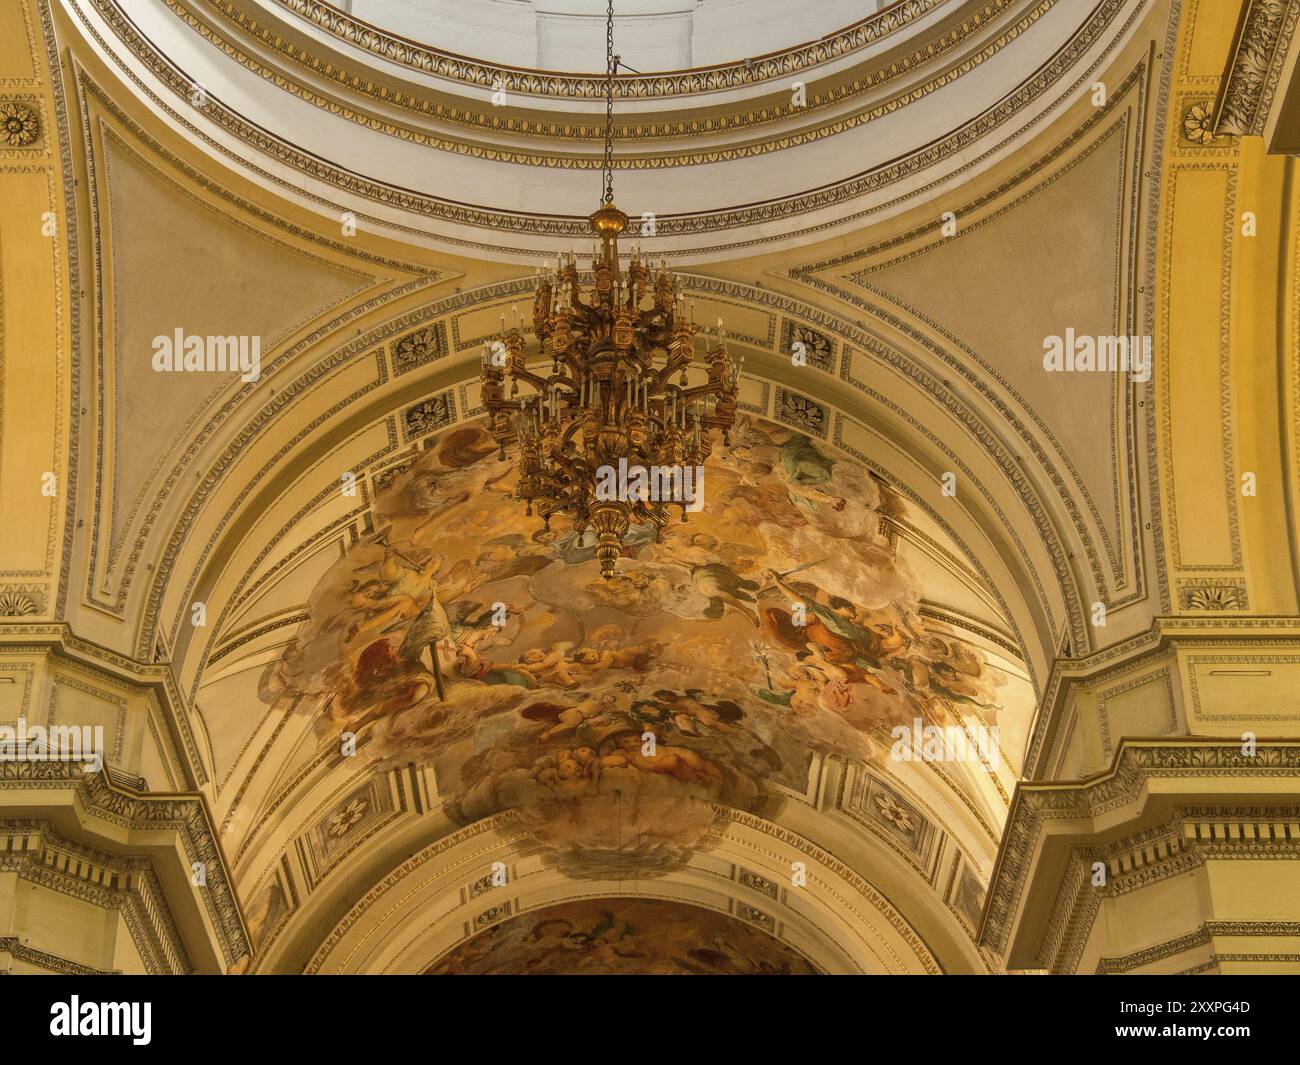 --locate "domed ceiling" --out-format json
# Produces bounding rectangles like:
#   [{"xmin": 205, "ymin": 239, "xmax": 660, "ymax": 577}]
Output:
[
  {"xmin": 333, "ymin": 0, "xmax": 906, "ymax": 72},
  {"xmin": 78, "ymin": 0, "xmax": 1136, "ymax": 257}
]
